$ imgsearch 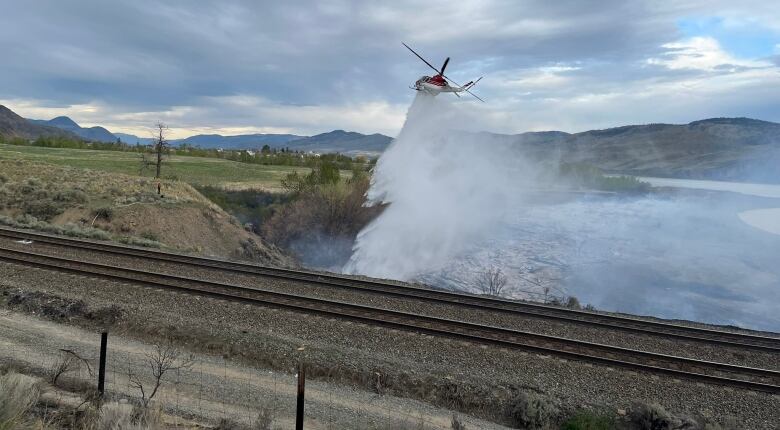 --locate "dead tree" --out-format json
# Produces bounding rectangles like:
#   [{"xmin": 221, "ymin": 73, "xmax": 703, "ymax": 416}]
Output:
[
  {"xmin": 129, "ymin": 341, "xmax": 194, "ymax": 408},
  {"xmin": 477, "ymin": 266, "xmax": 508, "ymax": 296},
  {"xmin": 140, "ymin": 122, "xmax": 170, "ymax": 178},
  {"xmin": 50, "ymin": 349, "xmax": 94, "ymax": 385}
]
